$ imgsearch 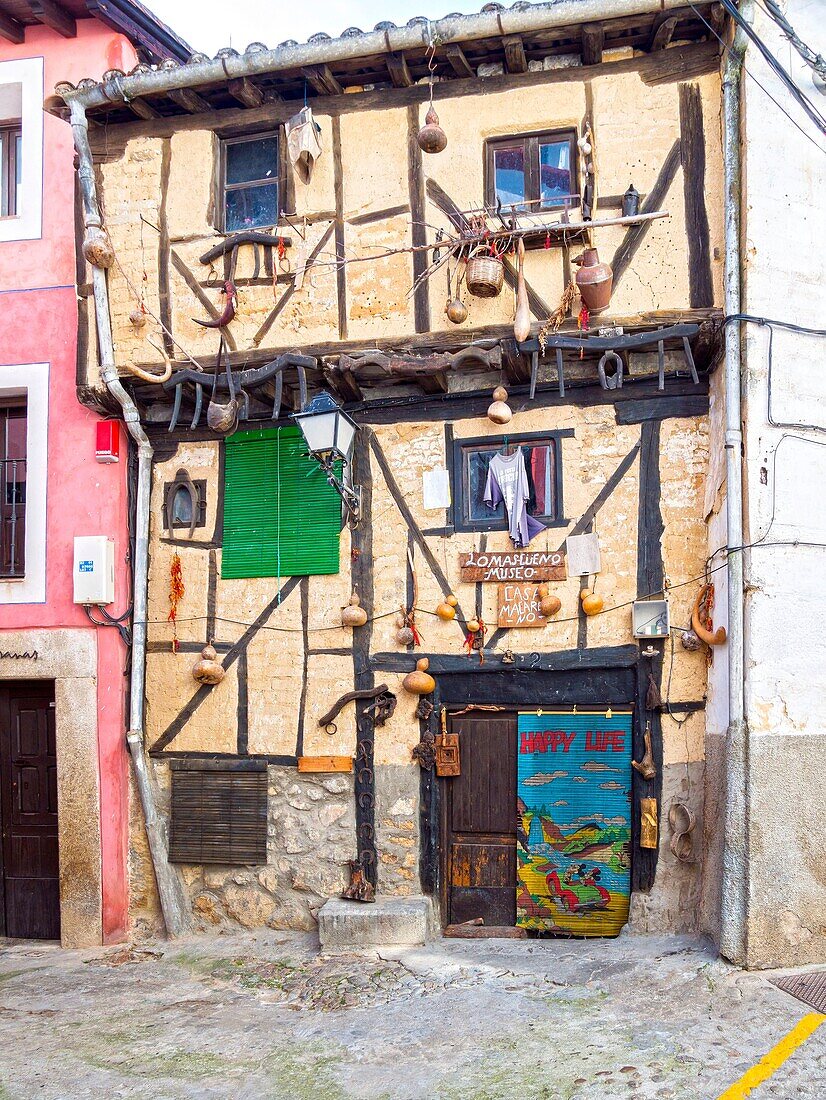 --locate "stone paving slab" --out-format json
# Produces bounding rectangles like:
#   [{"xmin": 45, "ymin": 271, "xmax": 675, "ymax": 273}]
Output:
[{"xmin": 0, "ymin": 929, "xmax": 823, "ymax": 1098}]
